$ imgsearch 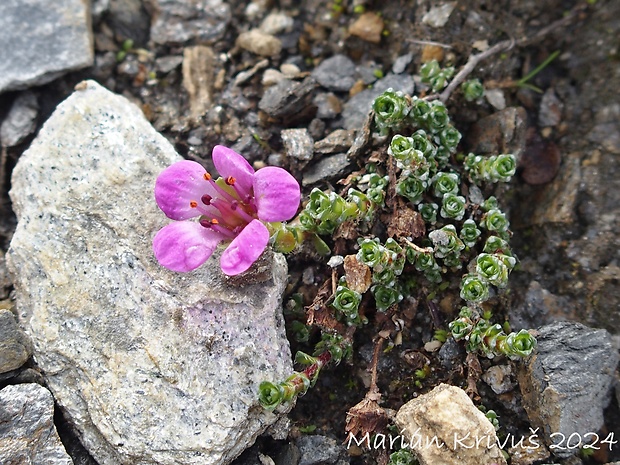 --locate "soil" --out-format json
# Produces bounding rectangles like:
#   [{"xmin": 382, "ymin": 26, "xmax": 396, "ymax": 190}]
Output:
[{"xmin": 1, "ymin": 1, "xmax": 618, "ymax": 464}]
